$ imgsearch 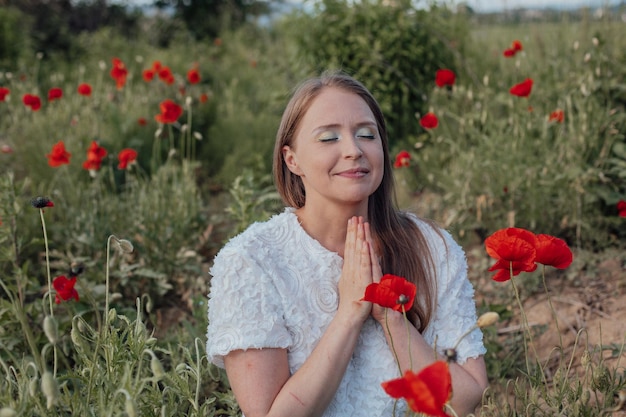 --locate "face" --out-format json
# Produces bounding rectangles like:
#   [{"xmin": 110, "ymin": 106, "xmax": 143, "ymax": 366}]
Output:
[{"xmin": 282, "ymin": 87, "xmax": 384, "ymax": 210}]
